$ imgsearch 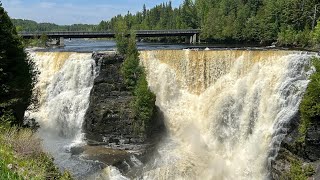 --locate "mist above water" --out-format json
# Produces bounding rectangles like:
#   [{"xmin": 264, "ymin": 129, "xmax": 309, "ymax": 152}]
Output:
[
  {"xmin": 139, "ymin": 50, "xmax": 313, "ymax": 179},
  {"xmin": 26, "ymin": 49, "xmax": 315, "ymax": 180}
]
